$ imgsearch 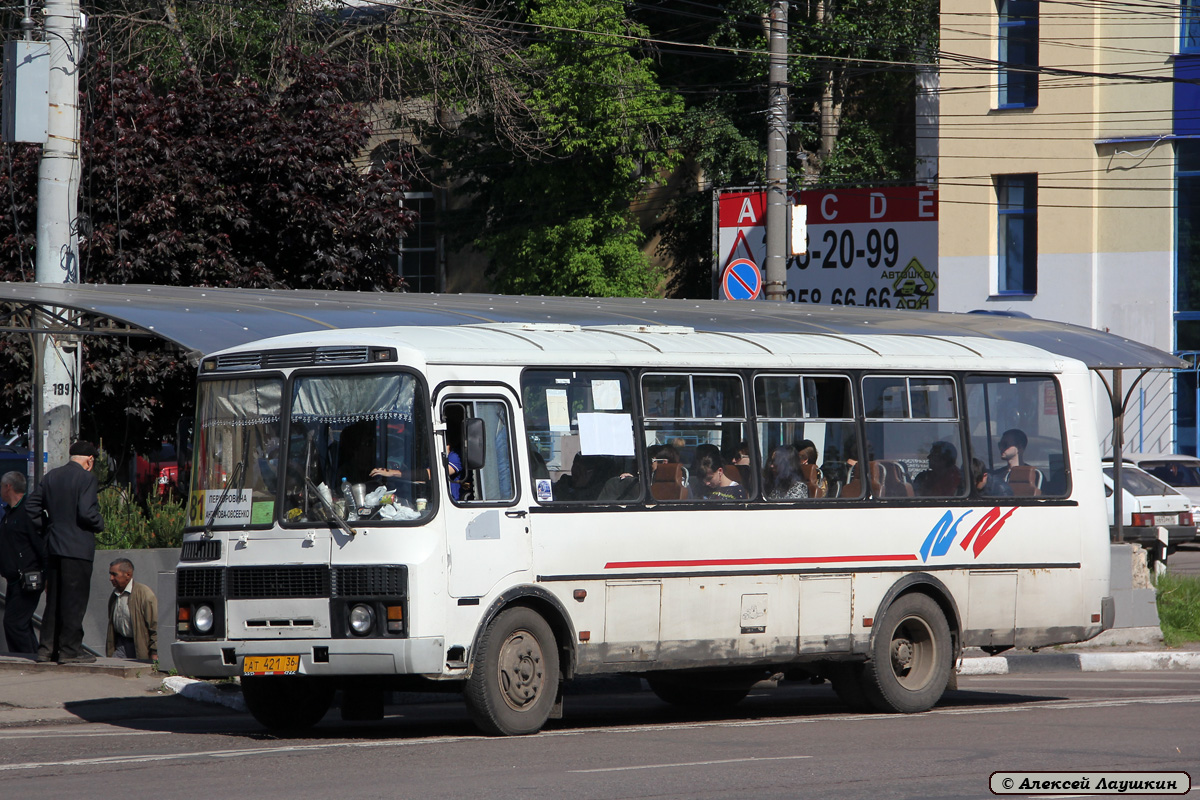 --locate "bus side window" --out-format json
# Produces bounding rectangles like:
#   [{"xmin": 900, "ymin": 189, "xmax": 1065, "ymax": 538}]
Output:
[
  {"xmin": 963, "ymin": 374, "xmax": 1070, "ymax": 498},
  {"xmin": 521, "ymin": 370, "xmax": 639, "ymax": 504},
  {"xmin": 446, "ymin": 400, "xmax": 516, "ymax": 505}
]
